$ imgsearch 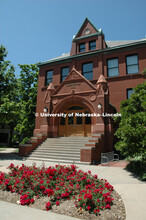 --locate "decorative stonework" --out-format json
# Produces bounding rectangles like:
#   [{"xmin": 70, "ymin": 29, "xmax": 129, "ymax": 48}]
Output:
[
  {"xmin": 67, "ymin": 71, "xmax": 81, "ymax": 80},
  {"xmin": 52, "ymin": 99, "xmax": 58, "ymax": 105},
  {"xmin": 97, "ymin": 75, "xmax": 109, "ymax": 97},
  {"xmin": 67, "ymin": 83, "xmax": 80, "ymax": 89},
  {"xmin": 44, "ymin": 92, "xmax": 50, "ymax": 103},
  {"xmin": 84, "ymin": 28, "xmax": 91, "ymax": 35},
  {"xmin": 90, "ymin": 94, "xmax": 96, "ymax": 102}
]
